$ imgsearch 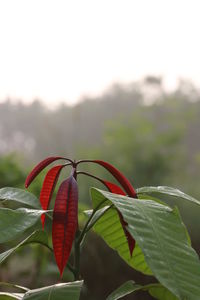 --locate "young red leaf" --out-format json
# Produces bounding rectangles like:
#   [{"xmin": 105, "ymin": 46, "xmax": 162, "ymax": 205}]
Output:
[
  {"xmin": 25, "ymin": 156, "xmax": 71, "ymax": 188},
  {"xmin": 40, "ymin": 165, "xmax": 64, "ymax": 228},
  {"xmin": 79, "ymin": 160, "xmax": 137, "ymax": 197},
  {"xmin": 52, "ymin": 176, "xmax": 78, "ymax": 277},
  {"xmin": 103, "ymin": 180, "xmax": 135, "ymax": 256},
  {"xmin": 102, "ymin": 181, "xmax": 125, "ymax": 195}
]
